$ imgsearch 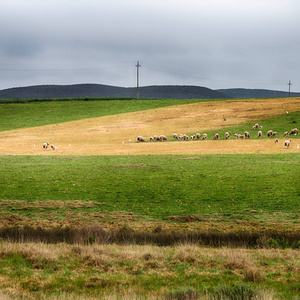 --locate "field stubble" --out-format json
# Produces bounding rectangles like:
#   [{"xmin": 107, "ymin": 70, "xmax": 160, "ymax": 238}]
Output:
[{"xmin": 0, "ymin": 97, "xmax": 299, "ymax": 155}]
